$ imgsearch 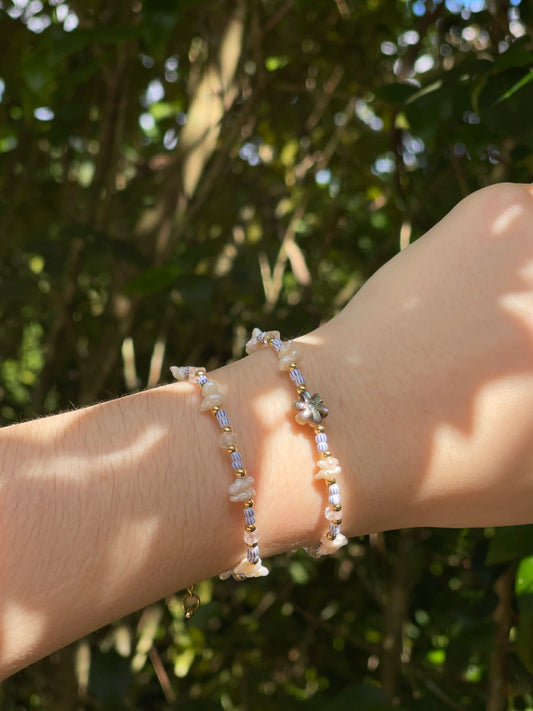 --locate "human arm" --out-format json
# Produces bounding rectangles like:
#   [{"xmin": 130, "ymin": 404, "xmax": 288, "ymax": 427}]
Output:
[{"xmin": 2, "ymin": 182, "xmax": 533, "ymax": 679}]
